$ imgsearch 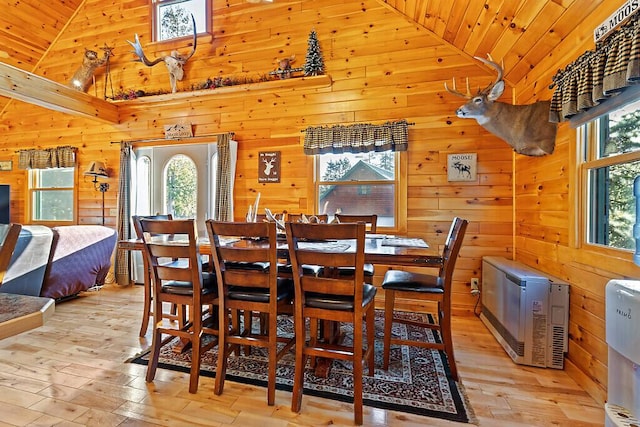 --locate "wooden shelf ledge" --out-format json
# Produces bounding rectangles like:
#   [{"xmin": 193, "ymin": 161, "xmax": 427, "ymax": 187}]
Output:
[{"xmin": 112, "ymin": 74, "xmax": 332, "ymax": 105}]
